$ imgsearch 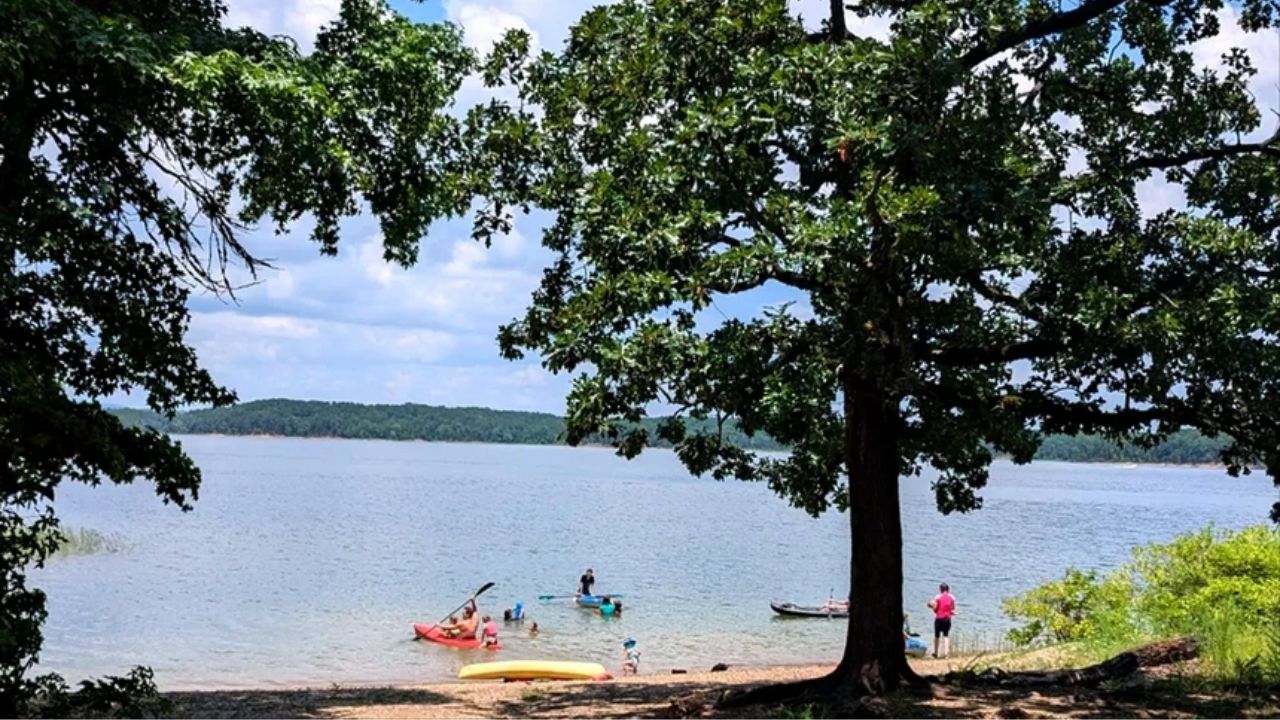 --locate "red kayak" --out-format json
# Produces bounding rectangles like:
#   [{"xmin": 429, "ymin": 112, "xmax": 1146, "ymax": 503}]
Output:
[{"xmin": 413, "ymin": 623, "xmax": 499, "ymax": 650}]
